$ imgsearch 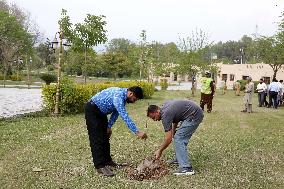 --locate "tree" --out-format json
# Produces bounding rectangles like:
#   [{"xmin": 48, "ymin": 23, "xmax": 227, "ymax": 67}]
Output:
[
  {"xmin": 0, "ymin": 11, "xmax": 33, "ymax": 87},
  {"xmin": 58, "ymin": 9, "xmax": 107, "ymax": 83},
  {"xmin": 257, "ymin": 35, "xmax": 284, "ymax": 79},
  {"xmin": 101, "ymin": 52, "xmax": 130, "ymax": 80}
]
